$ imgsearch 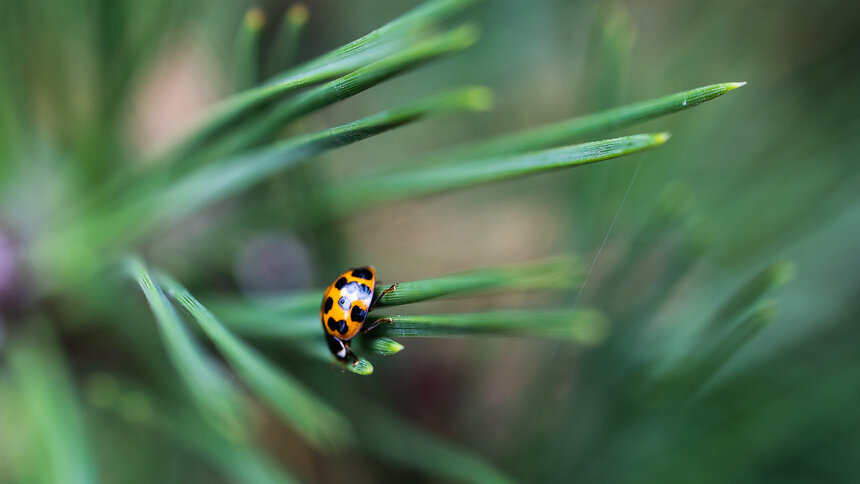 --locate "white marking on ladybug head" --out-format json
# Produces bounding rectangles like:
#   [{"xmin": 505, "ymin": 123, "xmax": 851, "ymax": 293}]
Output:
[{"xmin": 340, "ymin": 281, "xmax": 372, "ymax": 307}]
